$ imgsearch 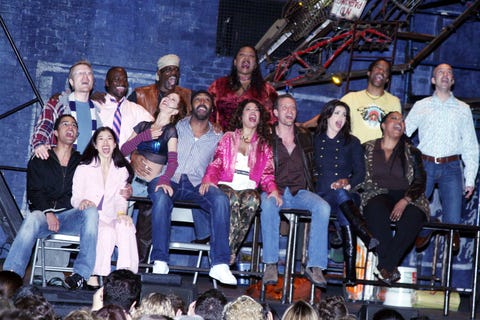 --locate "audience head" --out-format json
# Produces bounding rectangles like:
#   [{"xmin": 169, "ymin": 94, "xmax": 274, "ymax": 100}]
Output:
[
  {"xmin": 0, "ymin": 297, "xmax": 13, "ymax": 311},
  {"xmin": 262, "ymin": 302, "xmax": 280, "ymax": 320},
  {"xmin": 105, "ymin": 67, "xmax": 129, "ymax": 100},
  {"xmin": 13, "ymin": 294, "xmax": 57, "ymax": 320},
  {"xmin": 190, "ymin": 90, "xmax": 214, "ymax": 121},
  {"xmin": 94, "ymin": 304, "xmax": 129, "ymax": 320},
  {"xmin": 137, "ymin": 316, "xmax": 173, "ymax": 320},
  {"xmin": 194, "ymin": 288, "xmax": 227, "ymax": 320},
  {"xmin": 68, "ymin": 60, "xmax": 94, "ymax": 92},
  {"xmin": 132, "ymin": 292, "xmax": 175, "ymax": 319},
  {"xmin": 155, "ymin": 54, "xmax": 180, "ymax": 91},
  {"xmin": 0, "ymin": 309, "xmax": 31, "ymax": 320},
  {"xmin": 0, "ymin": 271, "xmax": 23, "ymax": 299},
  {"xmin": 372, "ymin": 308, "xmax": 405, "ymax": 320},
  {"xmin": 222, "ymin": 295, "xmax": 263, "ymax": 320},
  {"xmin": 281, "ymin": 300, "xmax": 318, "ymax": 320},
  {"xmin": 103, "ymin": 270, "xmax": 142, "ymax": 313},
  {"xmin": 316, "ymin": 99, "xmax": 351, "ymax": 139},
  {"xmin": 11, "ymin": 285, "xmax": 43, "ymax": 304},
  {"xmin": 316, "ymin": 296, "xmax": 355, "ymax": 320},
  {"xmin": 166, "ymin": 293, "xmax": 186, "ymax": 317},
  {"xmin": 64, "ymin": 309, "xmax": 97, "ymax": 320}
]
